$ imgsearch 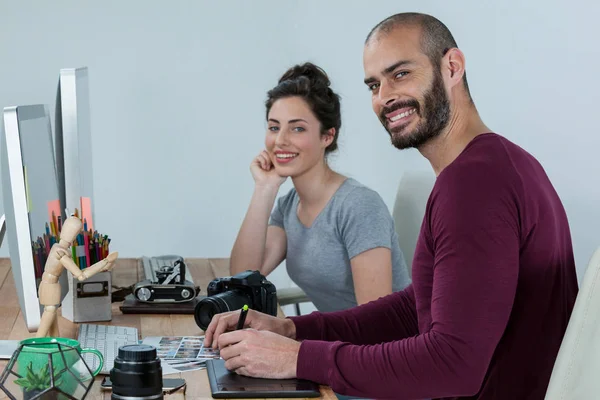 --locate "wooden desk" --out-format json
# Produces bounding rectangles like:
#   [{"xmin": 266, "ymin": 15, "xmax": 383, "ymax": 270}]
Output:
[{"xmin": 0, "ymin": 258, "xmax": 335, "ymax": 400}]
